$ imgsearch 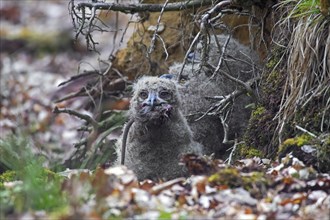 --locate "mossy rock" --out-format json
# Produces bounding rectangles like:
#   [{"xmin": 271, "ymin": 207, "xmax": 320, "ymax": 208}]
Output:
[
  {"xmin": 2, "ymin": 29, "xmax": 73, "ymax": 55},
  {"xmin": 278, "ymin": 134, "xmax": 315, "ymax": 164},
  {"xmin": 208, "ymin": 167, "xmax": 269, "ymax": 198},
  {"xmin": 0, "ymin": 170, "xmax": 17, "ymax": 190},
  {"xmin": 278, "ymin": 134, "xmax": 330, "ymax": 173},
  {"xmin": 208, "ymin": 167, "xmax": 242, "ymax": 187},
  {"xmin": 278, "ymin": 134, "xmax": 312, "ymax": 152}
]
